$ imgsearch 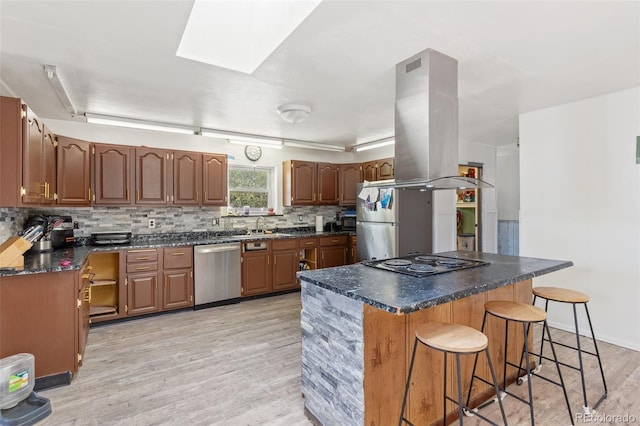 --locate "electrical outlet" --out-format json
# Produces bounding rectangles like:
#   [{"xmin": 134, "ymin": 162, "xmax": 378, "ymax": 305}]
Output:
[
  {"xmin": 148, "ymin": 219, "xmax": 156, "ymax": 229},
  {"xmin": 73, "ymin": 221, "xmax": 79, "ymax": 229},
  {"xmin": 212, "ymin": 217, "xmax": 220, "ymax": 226},
  {"xmin": 298, "ymin": 215, "xmax": 304, "ymax": 222}
]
